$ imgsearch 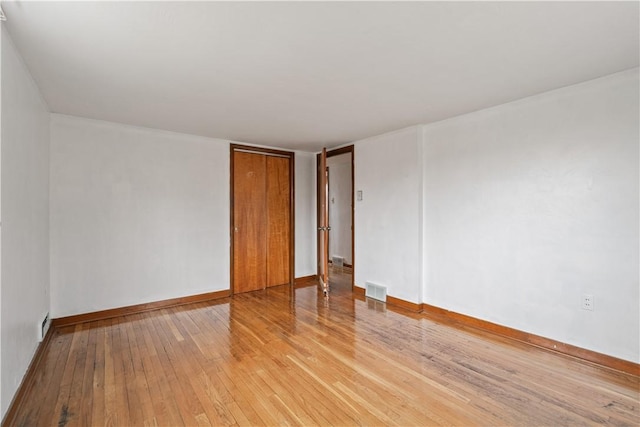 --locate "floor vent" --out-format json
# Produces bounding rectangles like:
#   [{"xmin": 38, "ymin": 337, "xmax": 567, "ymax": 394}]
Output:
[
  {"xmin": 365, "ymin": 282, "xmax": 387, "ymax": 302},
  {"xmin": 332, "ymin": 256, "xmax": 344, "ymax": 267},
  {"xmin": 38, "ymin": 312, "xmax": 51, "ymax": 342}
]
